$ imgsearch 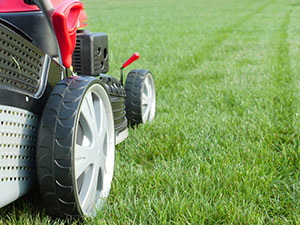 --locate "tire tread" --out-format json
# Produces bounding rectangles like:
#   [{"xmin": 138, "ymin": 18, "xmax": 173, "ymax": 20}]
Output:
[
  {"xmin": 124, "ymin": 69, "xmax": 150, "ymax": 126},
  {"xmin": 37, "ymin": 77, "xmax": 98, "ymax": 218}
]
